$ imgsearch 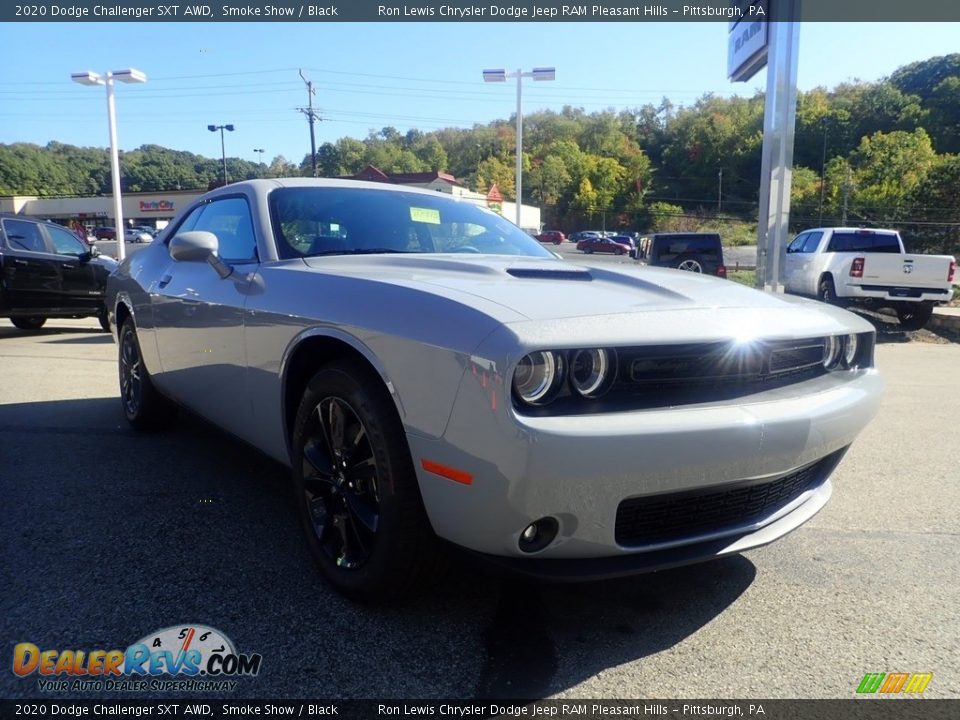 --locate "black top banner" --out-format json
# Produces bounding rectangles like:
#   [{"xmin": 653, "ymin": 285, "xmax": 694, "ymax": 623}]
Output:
[
  {"xmin": 3, "ymin": 0, "xmax": 960, "ymax": 23},
  {"xmin": 0, "ymin": 700, "xmax": 958, "ymax": 720}
]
